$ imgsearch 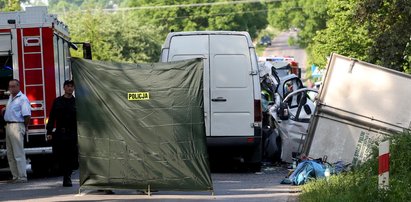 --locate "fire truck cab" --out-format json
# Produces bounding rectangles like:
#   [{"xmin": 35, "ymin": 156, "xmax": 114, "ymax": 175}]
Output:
[{"xmin": 0, "ymin": 6, "xmax": 73, "ymax": 173}]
